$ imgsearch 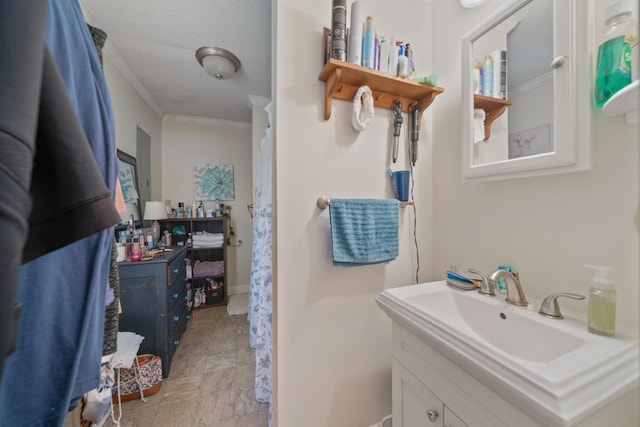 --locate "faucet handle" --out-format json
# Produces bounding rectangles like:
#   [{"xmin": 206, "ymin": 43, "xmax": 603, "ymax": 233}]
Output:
[
  {"xmin": 468, "ymin": 268, "xmax": 495, "ymax": 296},
  {"xmin": 538, "ymin": 292, "xmax": 585, "ymax": 319}
]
